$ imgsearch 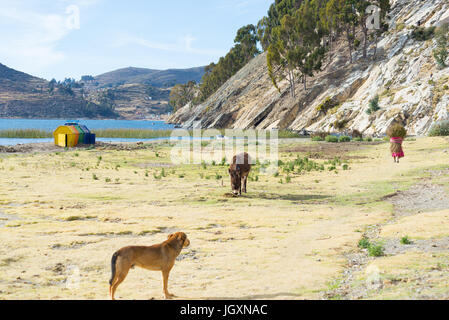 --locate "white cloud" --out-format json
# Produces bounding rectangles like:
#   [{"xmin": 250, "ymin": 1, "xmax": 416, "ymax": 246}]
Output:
[
  {"xmin": 0, "ymin": 0, "xmax": 98, "ymax": 77},
  {"xmin": 112, "ymin": 33, "xmax": 224, "ymax": 56}
]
